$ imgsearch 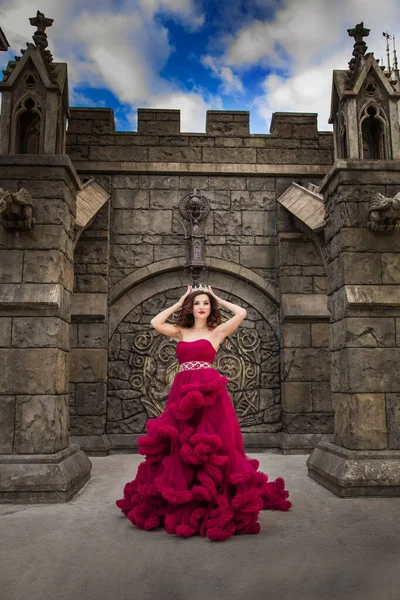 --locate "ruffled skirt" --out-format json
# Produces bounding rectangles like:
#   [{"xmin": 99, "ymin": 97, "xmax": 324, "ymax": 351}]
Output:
[{"xmin": 116, "ymin": 369, "xmax": 291, "ymax": 541}]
